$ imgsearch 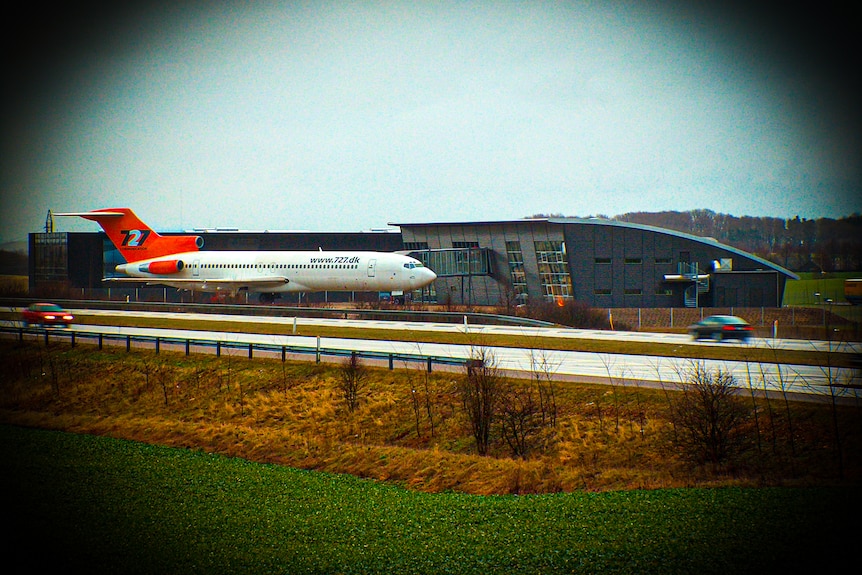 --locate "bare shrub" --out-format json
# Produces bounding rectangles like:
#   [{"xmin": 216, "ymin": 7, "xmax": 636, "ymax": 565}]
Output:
[
  {"xmin": 459, "ymin": 348, "xmax": 502, "ymax": 456},
  {"xmin": 670, "ymin": 363, "xmax": 751, "ymax": 470},
  {"xmin": 338, "ymin": 352, "xmax": 369, "ymax": 412},
  {"xmin": 499, "ymin": 383, "xmax": 543, "ymax": 459}
]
